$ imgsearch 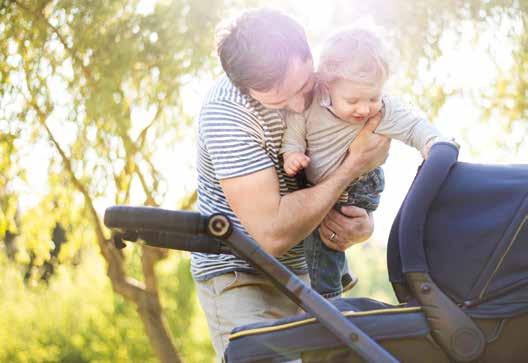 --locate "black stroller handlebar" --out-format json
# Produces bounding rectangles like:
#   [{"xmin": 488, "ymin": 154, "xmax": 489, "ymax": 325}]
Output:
[
  {"xmin": 105, "ymin": 206, "xmax": 235, "ymax": 254},
  {"xmin": 112, "ymin": 229, "xmax": 232, "ymax": 255},
  {"xmin": 103, "ymin": 206, "xmax": 399, "ymax": 363},
  {"xmin": 104, "ymin": 206, "xmax": 209, "ymax": 235}
]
